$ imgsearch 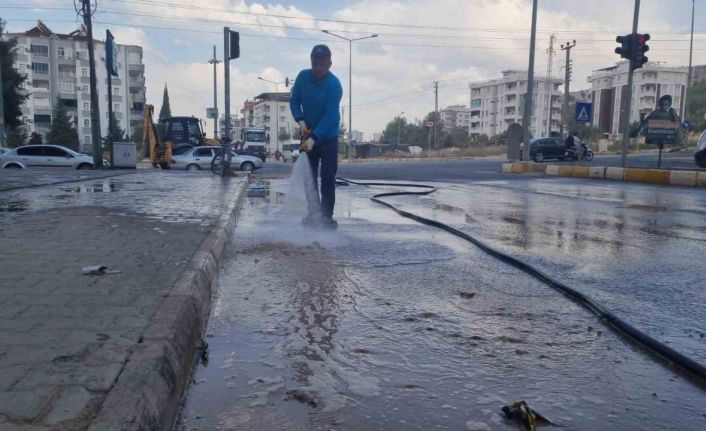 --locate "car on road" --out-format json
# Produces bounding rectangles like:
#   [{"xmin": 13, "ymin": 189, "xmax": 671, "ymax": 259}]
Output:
[
  {"xmin": 695, "ymin": 131, "xmax": 706, "ymax": 168},
  {"xmin": 0, "ymin": 145, "xmax": 98, "ymax": 169},
  {"xmin": 526, "ymin": 137, "xmax": 573, "ymax": 162},
  {"xmin": 171, "ymin": 146, "xmax": 263, "ymax": 171}
]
